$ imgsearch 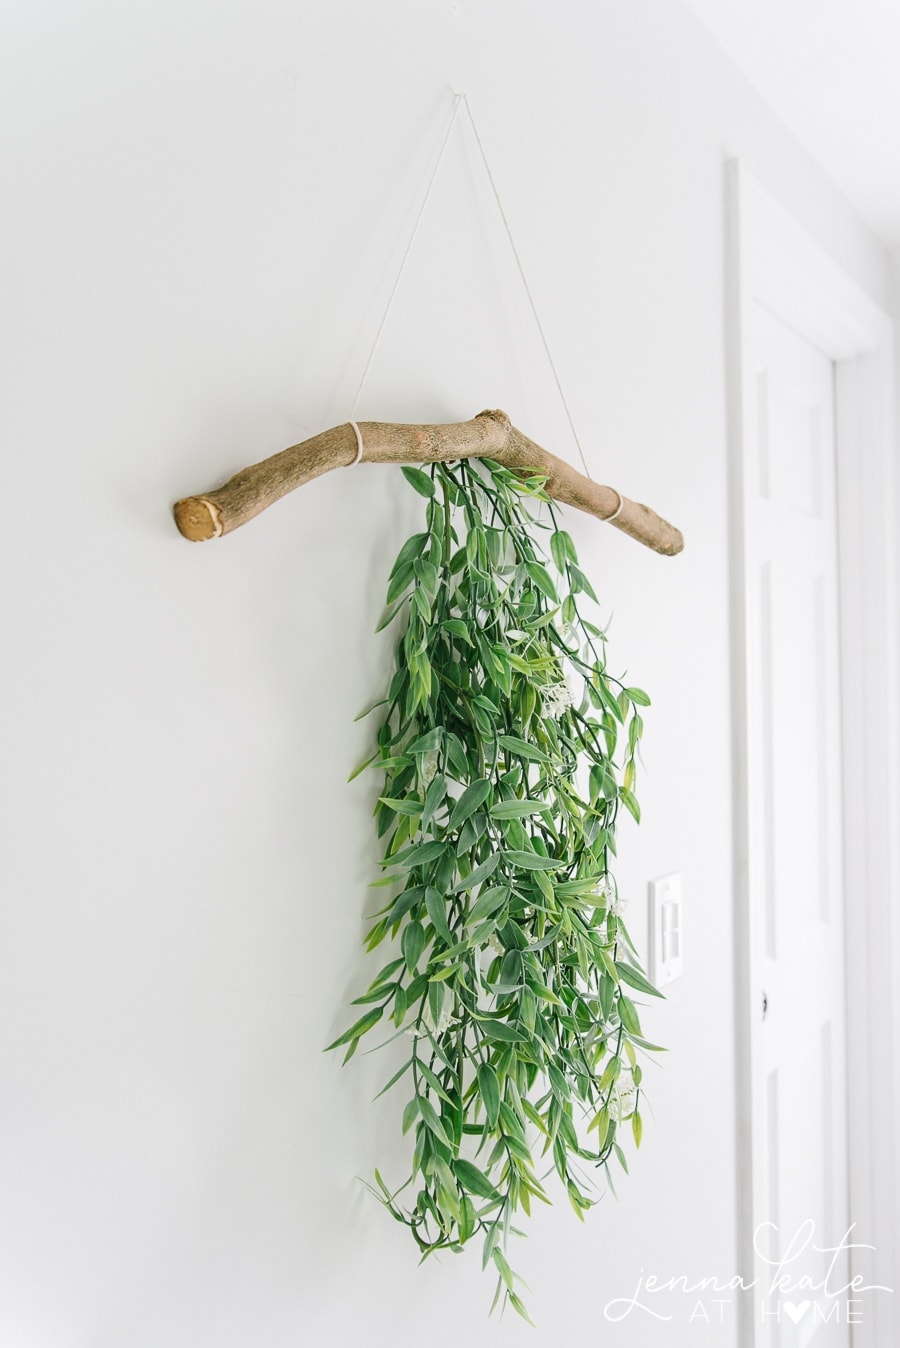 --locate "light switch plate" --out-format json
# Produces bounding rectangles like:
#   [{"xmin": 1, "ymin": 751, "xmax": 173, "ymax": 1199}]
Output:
[{"xmin": 649, "ymin": 873, "xmax": 683, "ymax": 987}]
